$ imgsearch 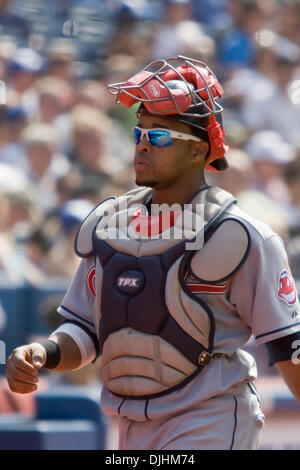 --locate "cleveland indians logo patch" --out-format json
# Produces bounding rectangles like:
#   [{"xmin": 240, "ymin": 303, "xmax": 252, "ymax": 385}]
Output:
[{"xmin": 277, "ymin": 267, "xmax": 297, "ymax": 306}]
